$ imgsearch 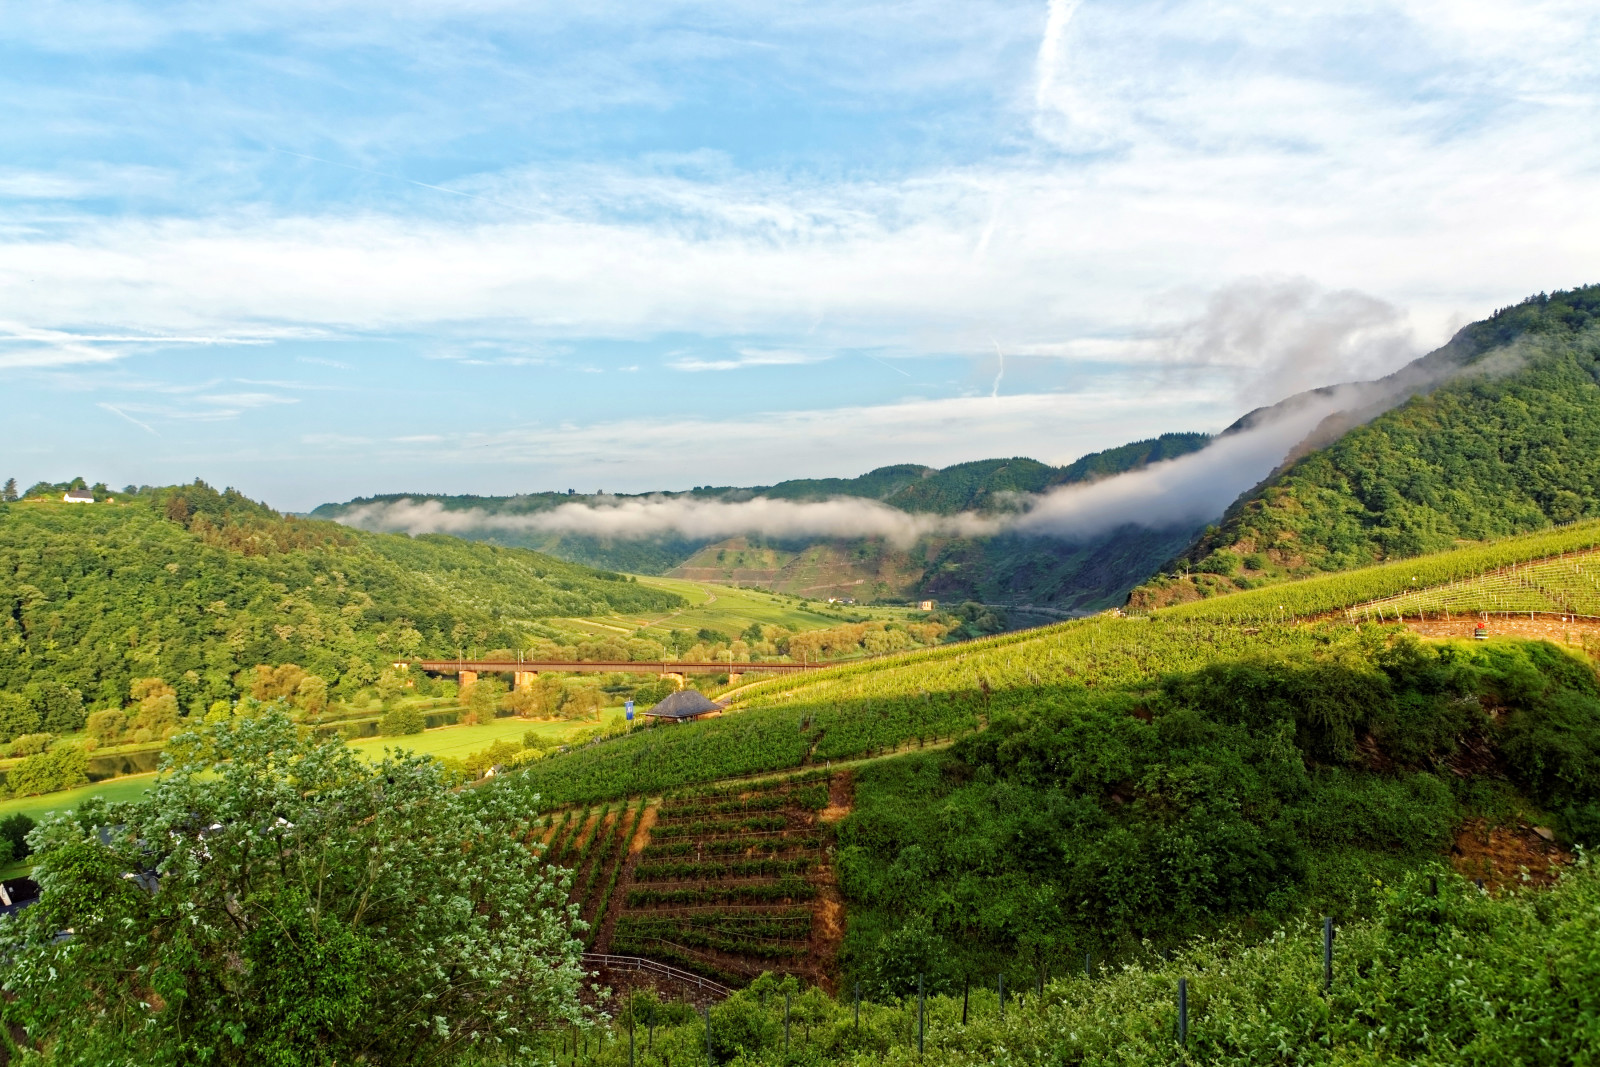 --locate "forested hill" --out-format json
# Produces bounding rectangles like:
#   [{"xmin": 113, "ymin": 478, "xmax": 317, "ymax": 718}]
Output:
[
  {"xmin": 1131, "ymin": 284, "xmax": 1600, "ymax": 610},
  {"xmin": 749, "ymin": 432, "xmax": 1211, "ymax": 513},
  {"xmin": 311, "ymin": 433, "xmax": 1212, "ymax": 610},
  {"xmin": 0, "ymin": 481, "xmax": 683, "ymax": 711}
]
